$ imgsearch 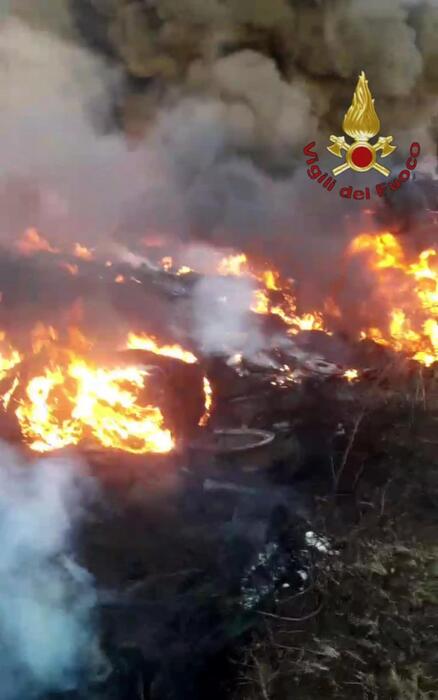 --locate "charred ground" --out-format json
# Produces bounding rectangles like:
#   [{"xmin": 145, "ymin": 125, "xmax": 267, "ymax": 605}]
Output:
[{"xmin": 35, "ymin": 364, "xmax": 438, "ymax": 700}]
